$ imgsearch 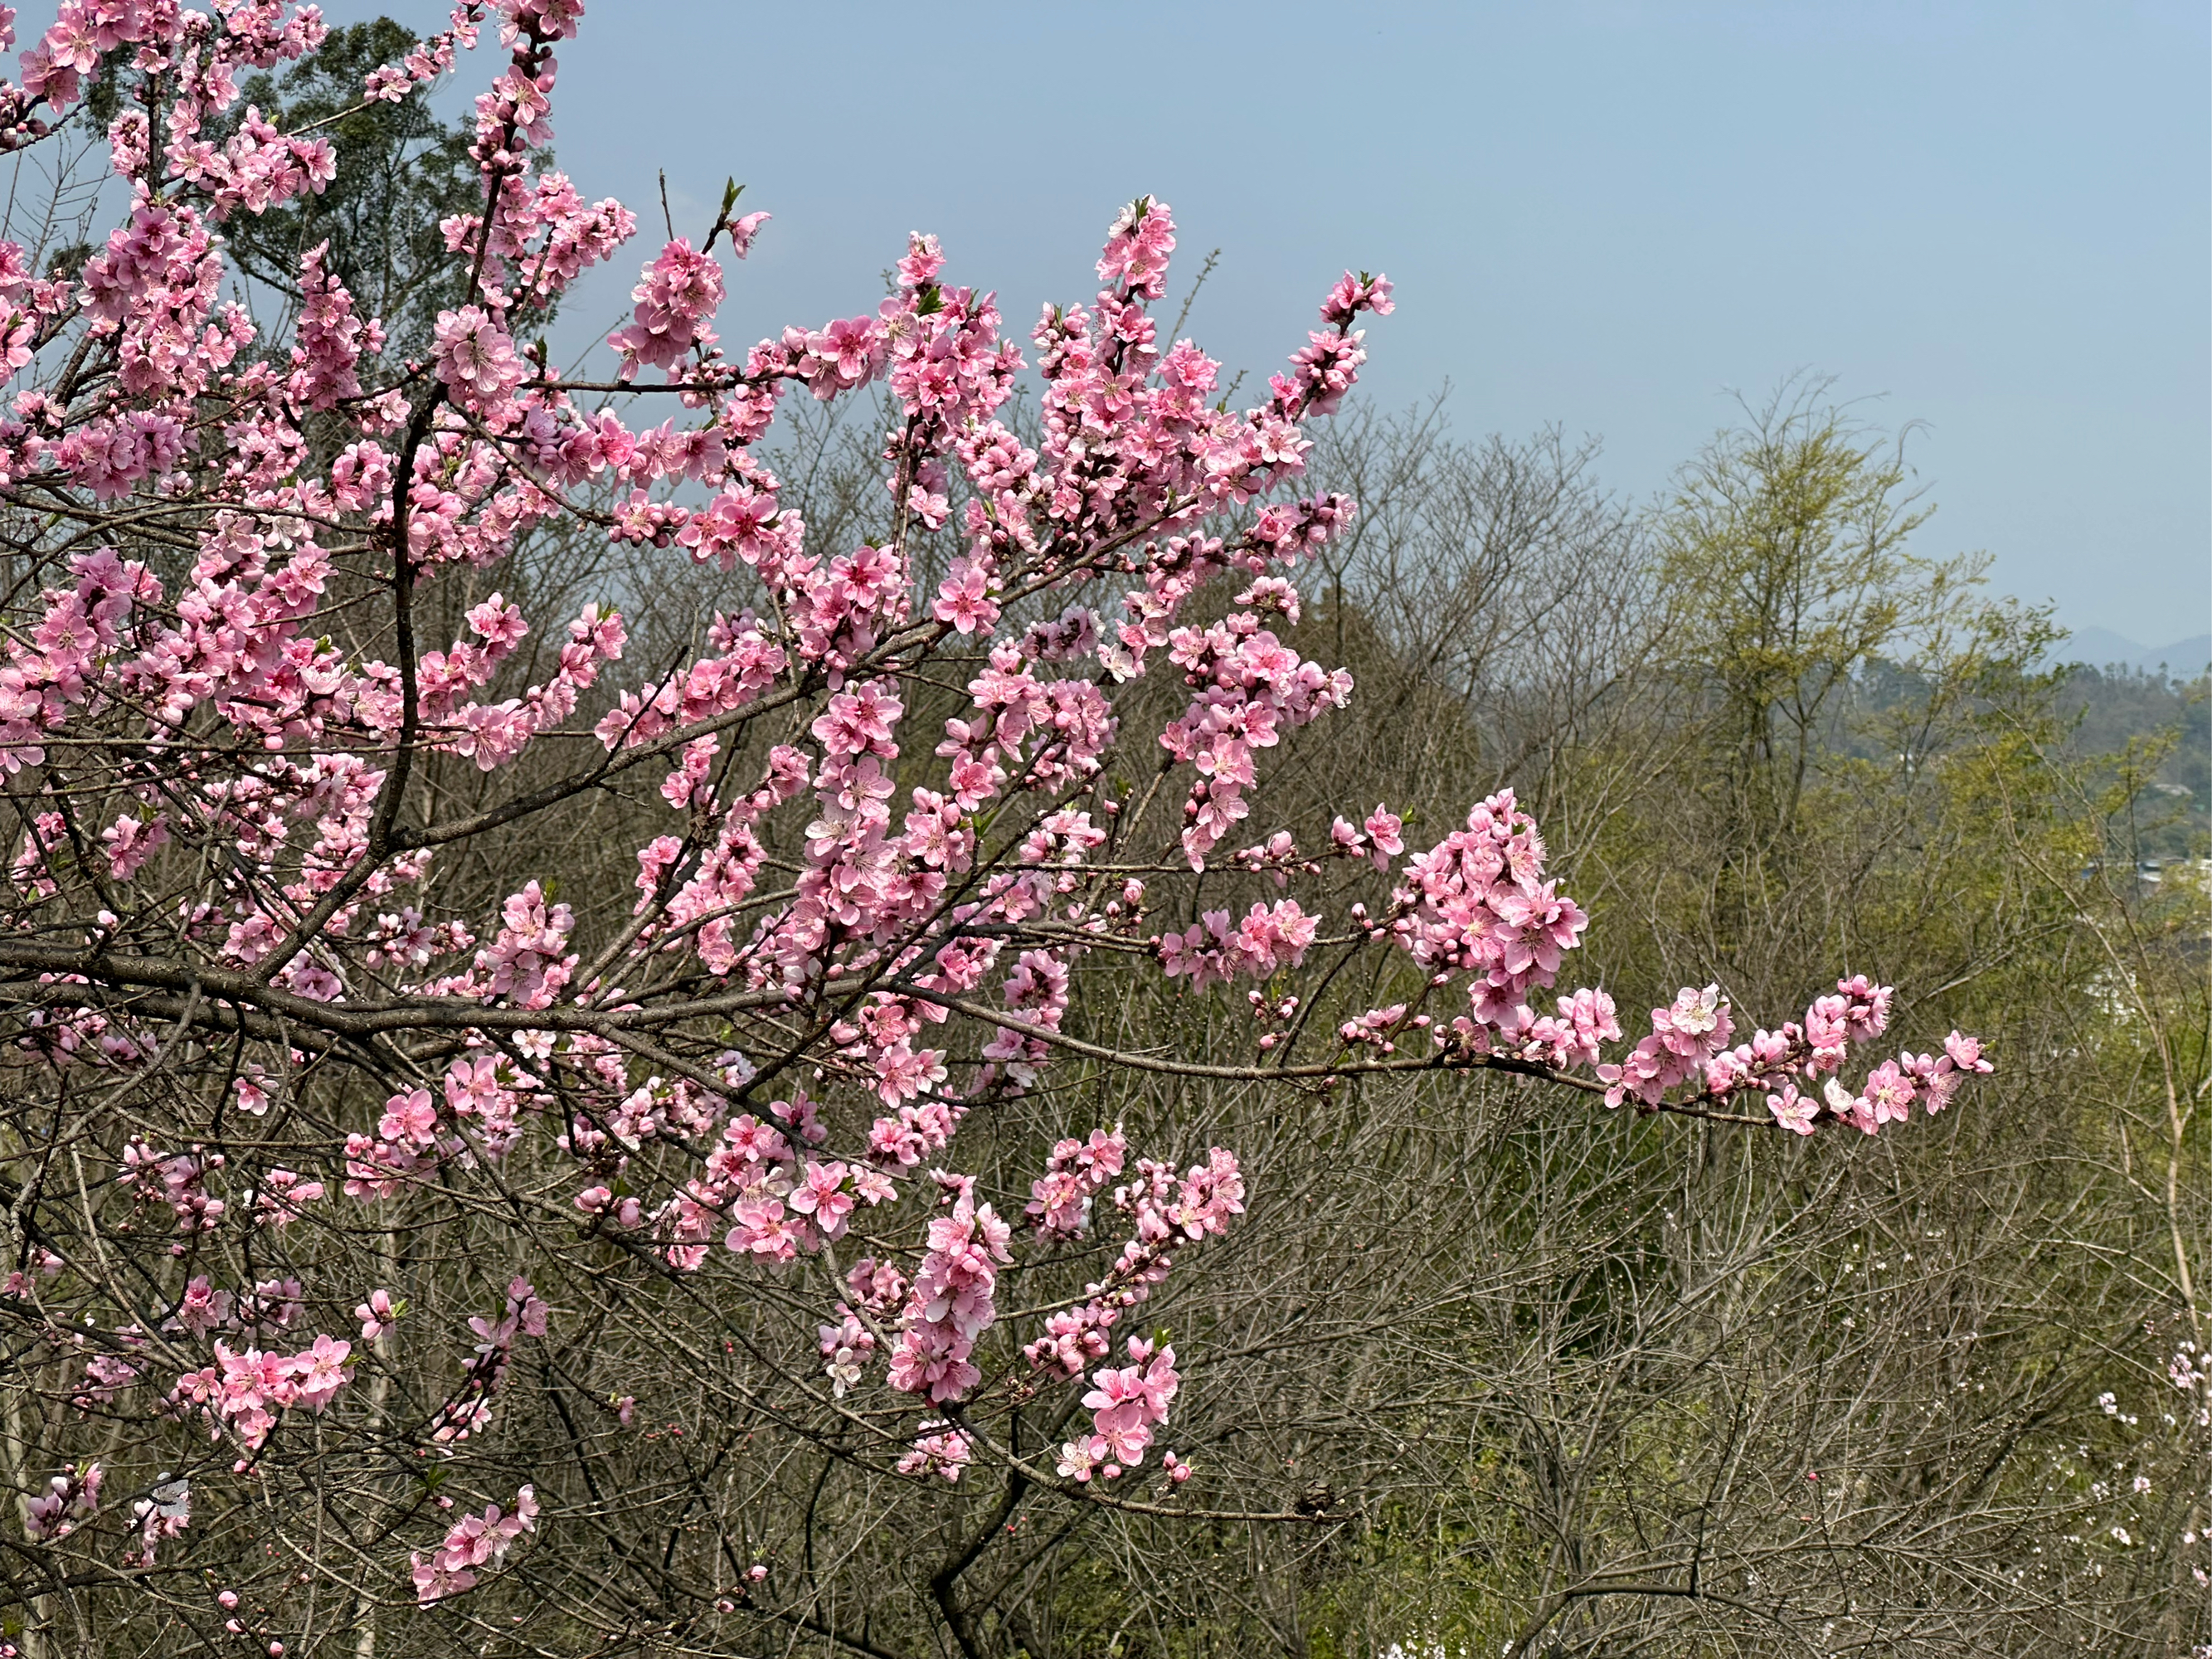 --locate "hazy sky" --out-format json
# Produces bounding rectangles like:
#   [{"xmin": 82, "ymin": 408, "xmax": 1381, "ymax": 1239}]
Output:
[{"xmin": 342, "ymin": 2, "xmax": 2208, "ymax": 641}]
